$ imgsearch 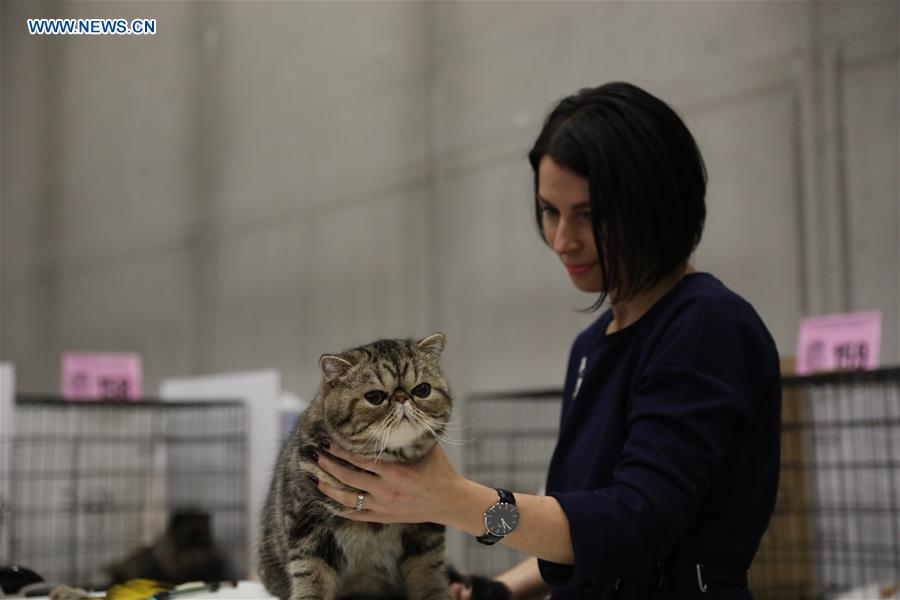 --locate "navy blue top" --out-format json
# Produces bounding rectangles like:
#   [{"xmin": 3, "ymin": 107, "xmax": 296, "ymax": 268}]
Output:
[{"xmin": 538, "ymin": 273, "xmax": 781, "ymax": 597}]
